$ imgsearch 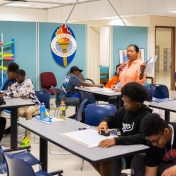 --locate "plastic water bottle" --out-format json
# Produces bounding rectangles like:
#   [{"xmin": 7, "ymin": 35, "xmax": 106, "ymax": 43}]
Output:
[
  {"xmin": 40, "ymin": 103, "xmax": 46, "ymax": 120},
  {"xmin": 59, "ymin": 101, "xmax": 66, "ymax": 119}
]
